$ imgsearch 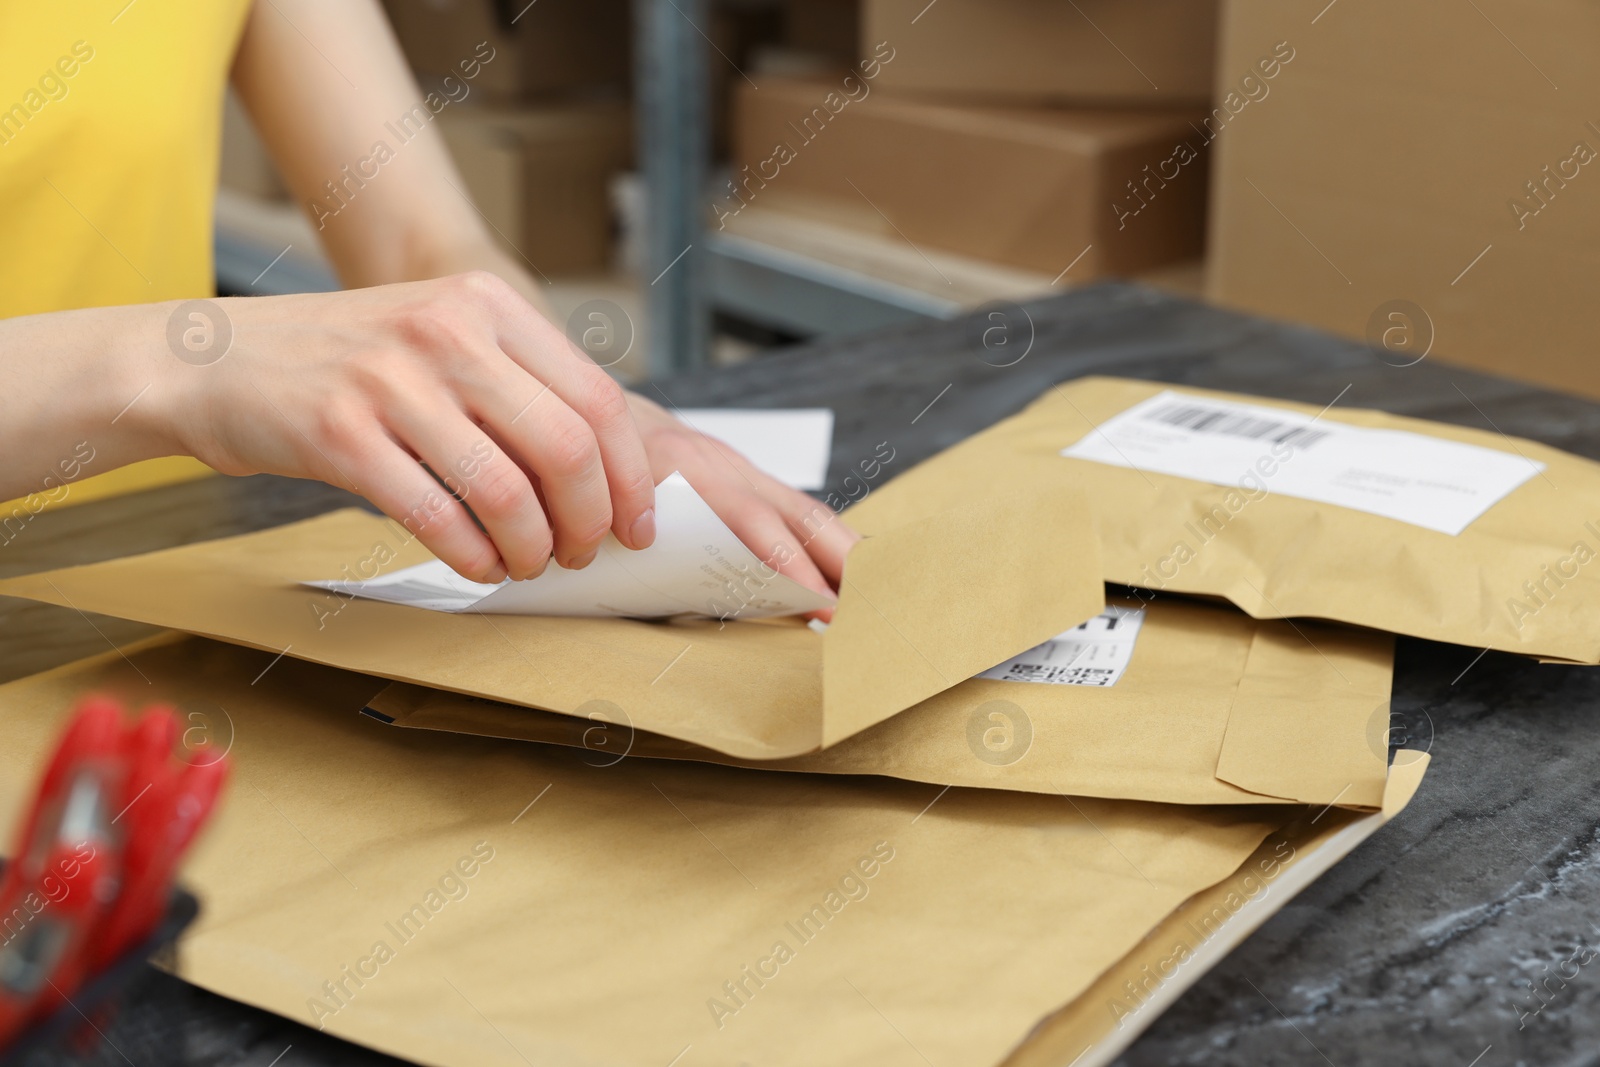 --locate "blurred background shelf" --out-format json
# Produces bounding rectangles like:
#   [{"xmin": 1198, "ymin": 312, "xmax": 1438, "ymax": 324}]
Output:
[
  {"xmin": 215, "ymin": 0, "xmax": 1216, "ymax": 377},
  {"xmin": 215, "ymin": 186, "xmax": 1202, "ymax": 382},
  {"xmin": 224, "ymin": 0, "xmax": 1600, "ymax": 401}
]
